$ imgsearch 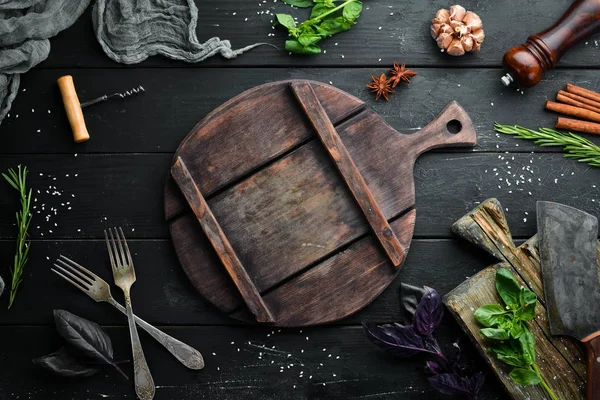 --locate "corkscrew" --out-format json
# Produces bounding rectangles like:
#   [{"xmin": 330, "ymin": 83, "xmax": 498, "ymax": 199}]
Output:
[
  {"xmin": 501, "ymin": 0, "xmax": 600, "ymax": 88},
  {"xmin": 57, "ymin": 75, "xmax": 146, "ymax": 143},
  {"xmin": 80, "ymin": 85, "xmax": 145, "ymax": 108}
]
